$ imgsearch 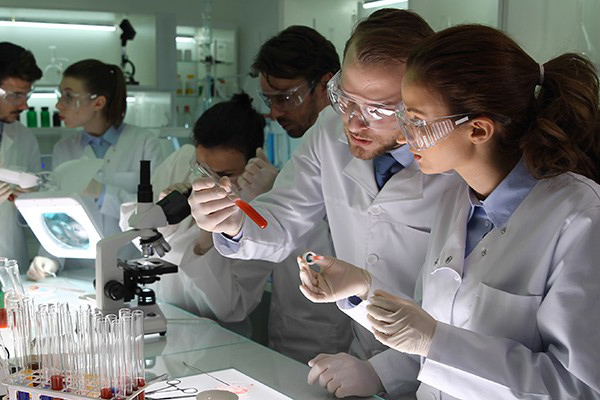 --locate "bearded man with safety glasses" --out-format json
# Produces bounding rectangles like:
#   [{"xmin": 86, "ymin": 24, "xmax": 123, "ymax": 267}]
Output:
[
  {"xmin": 189, "ymin": 10, "xmax": 463, "ymax": 399},
  {"xmin": 0, "ymin": 42, "xmax": 43, "ymax": 271}
]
